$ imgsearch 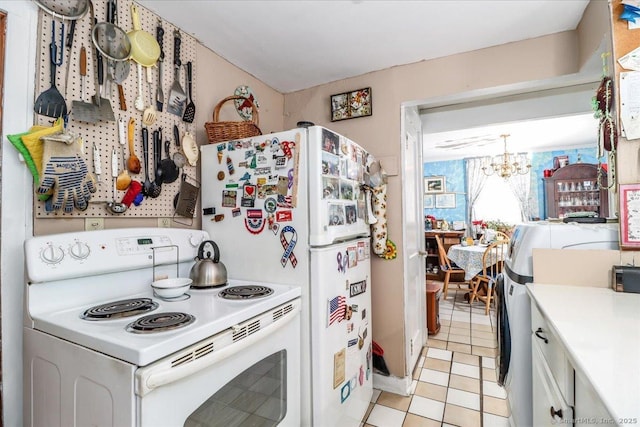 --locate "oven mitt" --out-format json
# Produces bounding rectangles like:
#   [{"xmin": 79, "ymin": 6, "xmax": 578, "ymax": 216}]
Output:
[
  {"xmin": 371, "ymin": 184, "xmax": 388, "ymax": 256},
  {"xmin": 37, "ymin": 134, "xmax": 96, "ymax": 212}
]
